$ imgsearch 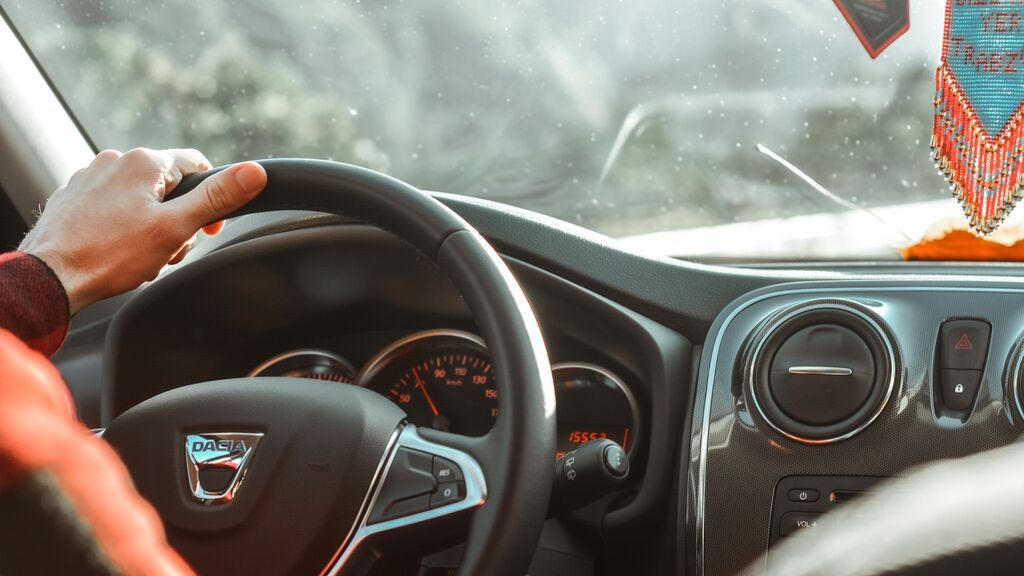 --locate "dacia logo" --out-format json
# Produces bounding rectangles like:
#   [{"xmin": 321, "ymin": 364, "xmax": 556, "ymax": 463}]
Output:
[
  {"xmin": 191, "ymin": 439, "xmax": 248, "ymax": 453},
  {"xmin": 184, "ymin": 432, "xmax": 263, "ymax": 505}
]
